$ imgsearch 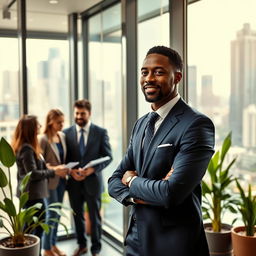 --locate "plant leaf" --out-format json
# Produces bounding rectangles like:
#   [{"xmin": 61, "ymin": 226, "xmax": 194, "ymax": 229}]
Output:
[
  {"xmin": 220, "ymin": 132, "xmax": 231, "ymax": 163},
  {"xmin": 19, "ymin": 172, "xmax": 32, "ymax": 193},
  {"xmin": 0, "ymin": 167, "xmax": 8, "ymax": 187},
  {"xmin": 4, "ymin": 198, "xmax": 16, "ymax": 216},
  {"xmin": 40, "ymin": 223, "xmax": 49, "ymax": 234},
  {"xmin": 0, "ymin": 137, "xmax": 16, "ymax": 167},
  {"xmin": 19, "ymin": 192, "xmax": 29, "ymax": 209}
]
